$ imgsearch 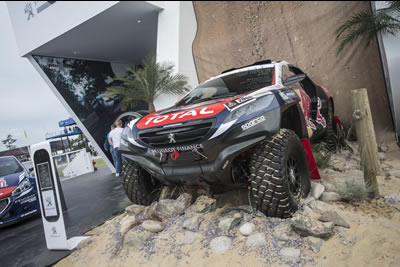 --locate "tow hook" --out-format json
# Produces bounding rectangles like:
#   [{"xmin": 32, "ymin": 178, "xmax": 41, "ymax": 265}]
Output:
[{"xmin": 192, "ymin": 148, "xmax": 207, "ymax": 160}]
